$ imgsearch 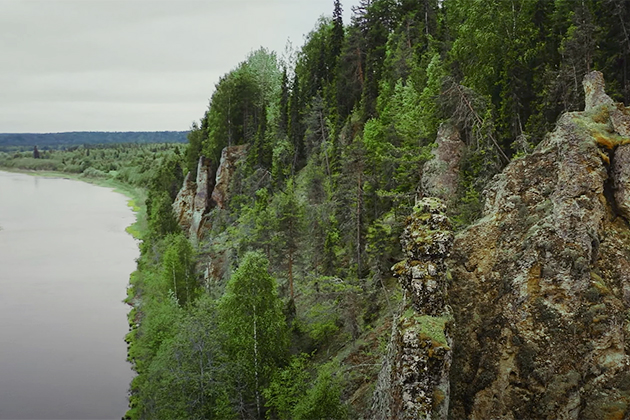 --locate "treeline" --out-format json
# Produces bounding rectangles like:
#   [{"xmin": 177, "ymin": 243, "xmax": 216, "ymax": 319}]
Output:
[
  {"xmin": 125, "ymin": 0, "xmax": 630, "ymax": 419},
  {"xmin": 0, "ymin": 131, "xmax": 187, "ymax": 151},
  {"xmin": 0, "ymin": 143, "xmax": 183, "ymax": 187}
]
